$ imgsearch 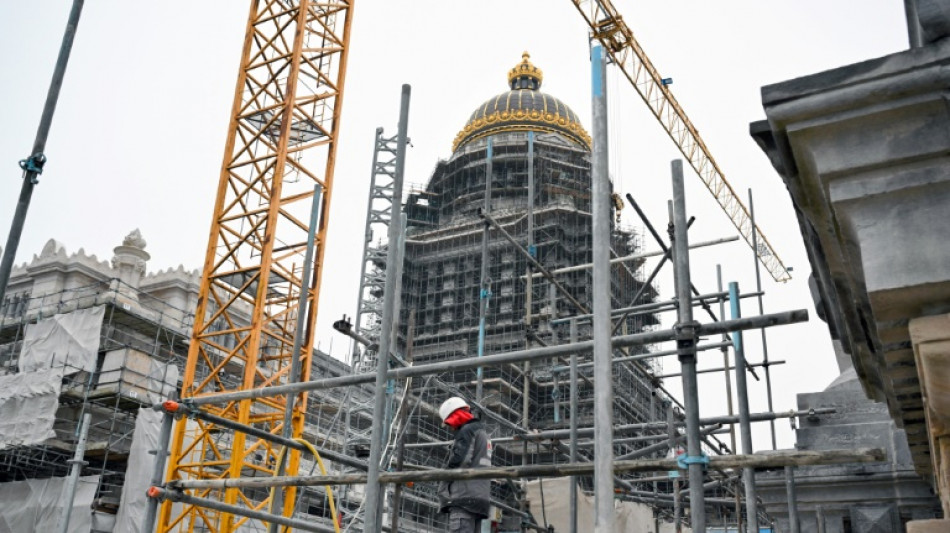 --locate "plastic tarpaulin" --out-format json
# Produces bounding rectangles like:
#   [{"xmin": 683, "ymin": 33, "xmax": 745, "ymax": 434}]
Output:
[
  {"xmin": 525, "ymin": 478, "xmax": 690, "ymax": 532},
  {"xmin": 0, "ymin": 367, "xmax": 64, "ymax": 450},
  {"xmin": 113, "ymin": 407, "xmax": 161, "ymax": 533},
  {"xmin": 0, "ymin": 474, "xmax": 99, "ymax": 532},
  {"xmin": 20, "ymin": 306, "xmax": 105, "ymax": 373}
]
